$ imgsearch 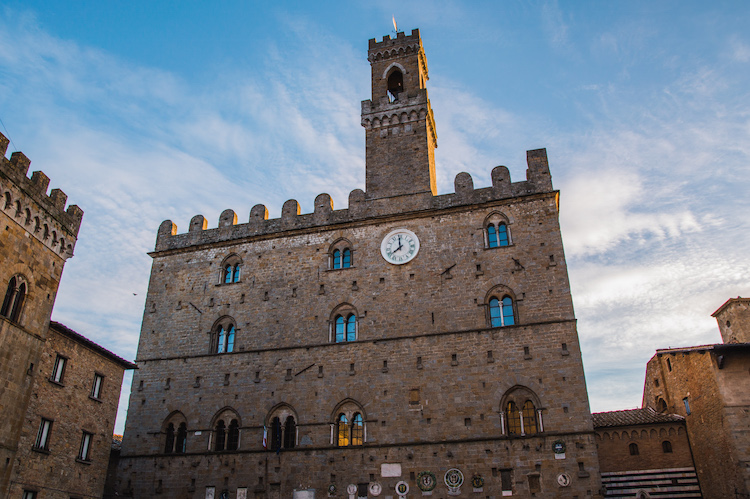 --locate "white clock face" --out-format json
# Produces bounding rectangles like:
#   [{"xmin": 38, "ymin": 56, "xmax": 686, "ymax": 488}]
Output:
[{"xmin": 381, "ymin": 229, "xmax": 420, "ymax": 265}]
